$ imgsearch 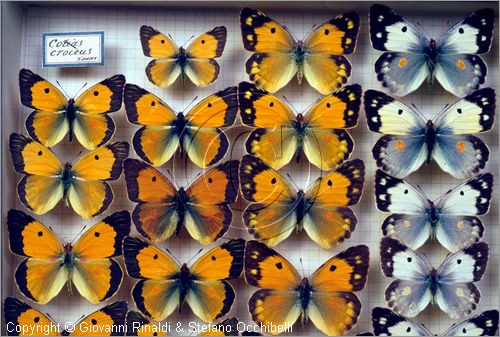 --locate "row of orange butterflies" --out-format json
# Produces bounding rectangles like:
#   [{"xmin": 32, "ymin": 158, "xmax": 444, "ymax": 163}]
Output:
[{"xmin": 5, "ymin": 207, "xmax": 369, "ymax": 336}]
